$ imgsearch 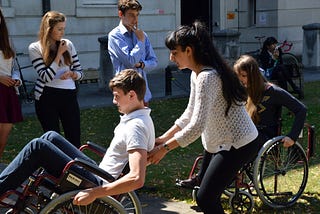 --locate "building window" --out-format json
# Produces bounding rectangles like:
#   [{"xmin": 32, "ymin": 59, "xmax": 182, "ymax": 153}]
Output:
[{"xmin": 249, "ymin": 0, "xmax": 256, "ymax": 26}]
